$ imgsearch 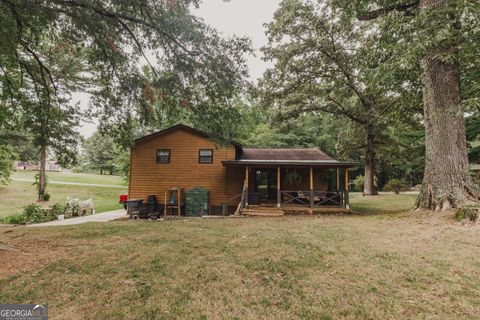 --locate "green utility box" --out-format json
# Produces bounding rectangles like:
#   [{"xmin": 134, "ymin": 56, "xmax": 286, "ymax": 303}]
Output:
[{"xmin": 185, "ymin": 188, "xmax": 209, "ymax": 217}]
